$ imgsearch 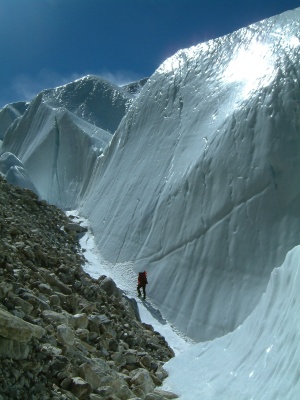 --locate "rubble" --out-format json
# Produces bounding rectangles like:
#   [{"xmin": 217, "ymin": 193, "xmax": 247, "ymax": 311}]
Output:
[{"xmin": 0, "ymin": 175, "xmax": 177, "ymax": 400}]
